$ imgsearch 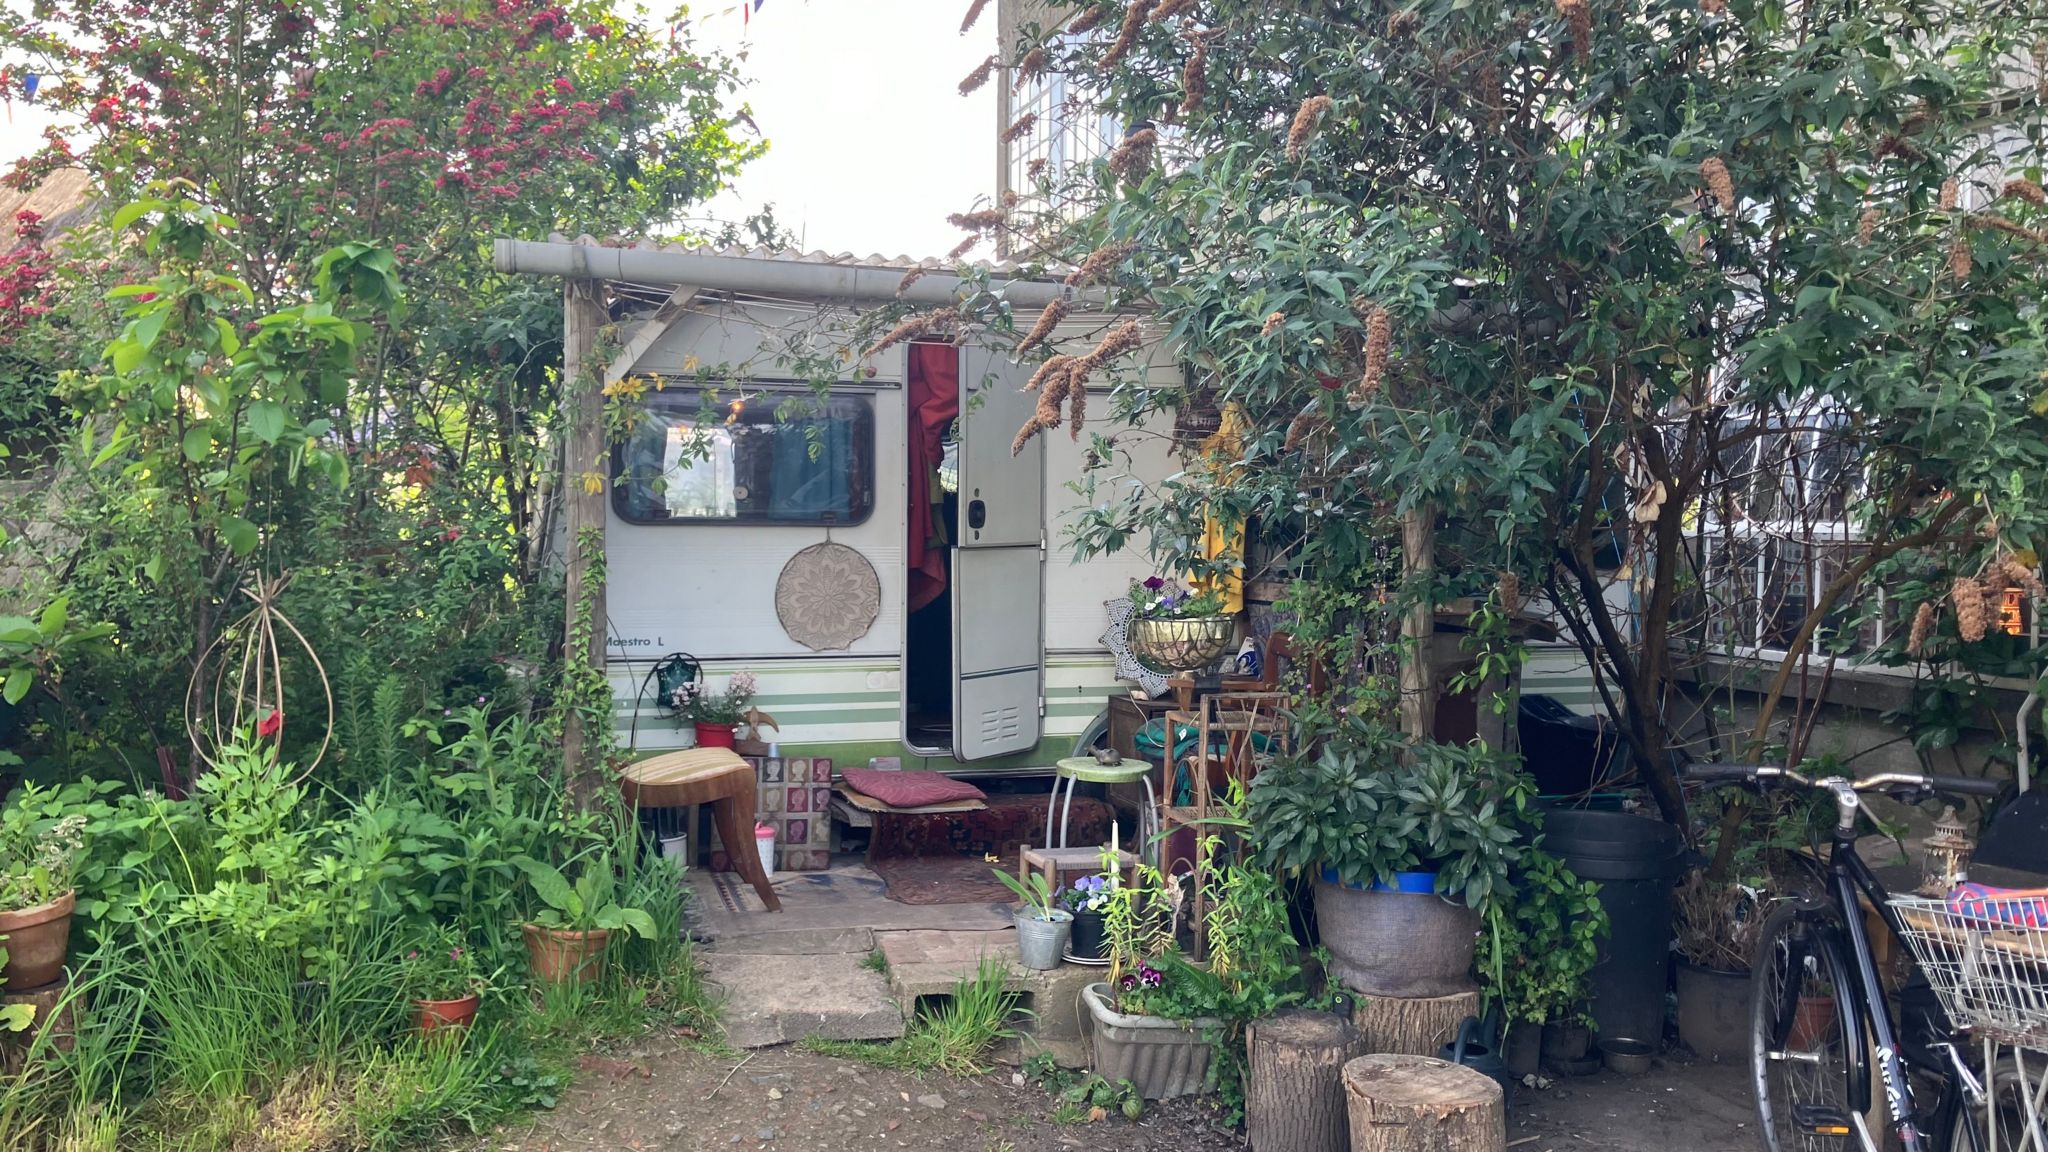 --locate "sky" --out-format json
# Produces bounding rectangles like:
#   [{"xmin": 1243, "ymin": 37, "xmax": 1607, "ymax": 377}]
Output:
[
  {"xmin": 0, "ymin": 0, "xmax": 999, "ymax": 260},
  {"xmin": 687, "ymin": 0, "xmax": 1001, "ymax": 258}
]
